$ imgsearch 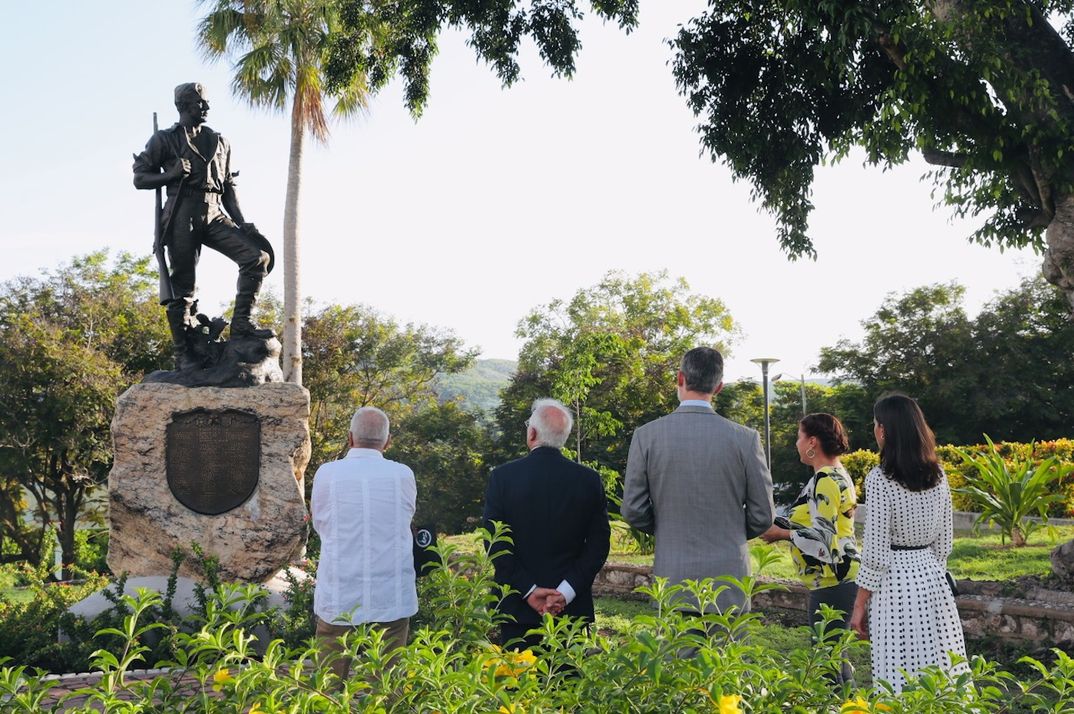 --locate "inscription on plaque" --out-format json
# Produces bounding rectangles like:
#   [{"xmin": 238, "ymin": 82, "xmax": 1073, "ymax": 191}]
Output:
[{"xmin": 166, "ymin": 409, "xmax": 260, "ymax": 515}]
